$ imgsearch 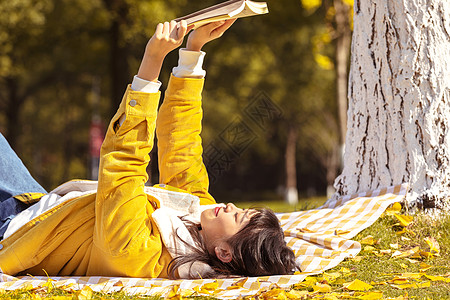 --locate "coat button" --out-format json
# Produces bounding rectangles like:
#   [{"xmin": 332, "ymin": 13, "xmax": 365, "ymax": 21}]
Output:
[{"xmin": 129, "ymin": 99, "xmax": 137, "ymax": 107}]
